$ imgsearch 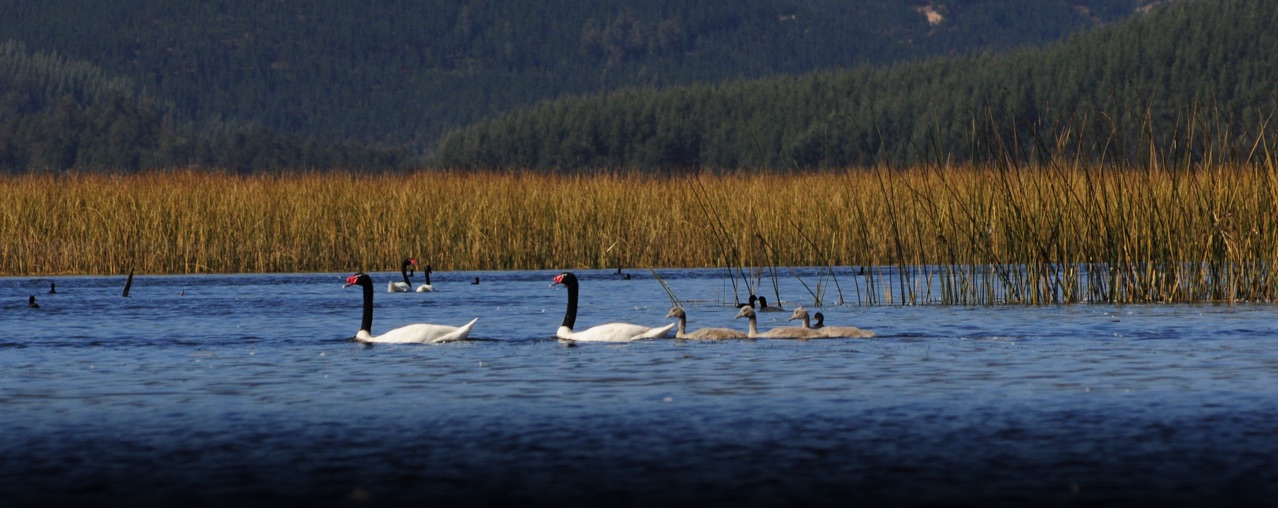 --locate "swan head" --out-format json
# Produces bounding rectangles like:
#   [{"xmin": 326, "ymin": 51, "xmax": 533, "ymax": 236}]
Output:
[
  {"xmin": 665, "ymin": 307, "xmax": 686, "ymax": 319},
  {"xmin": 344, "ymin": 272, "xmax": 372, "ymax": 288},
  {"xmin": 734, "ymin": 306, "xmax": 755, "ymax": 320},
  {"xmin": 788, "ymin": 307, "xmax": 808, "ymax": 322},
  {"xmin": 758, "ymin": 296, "xmax": 771, "ymax": 308},
  {"xmin": 812, "ymin": 312, "xmax": 825, "ymax": 328},
  {"xmin": 551, "ymin": 272, "xmax": 578, "ymax": 289}
]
